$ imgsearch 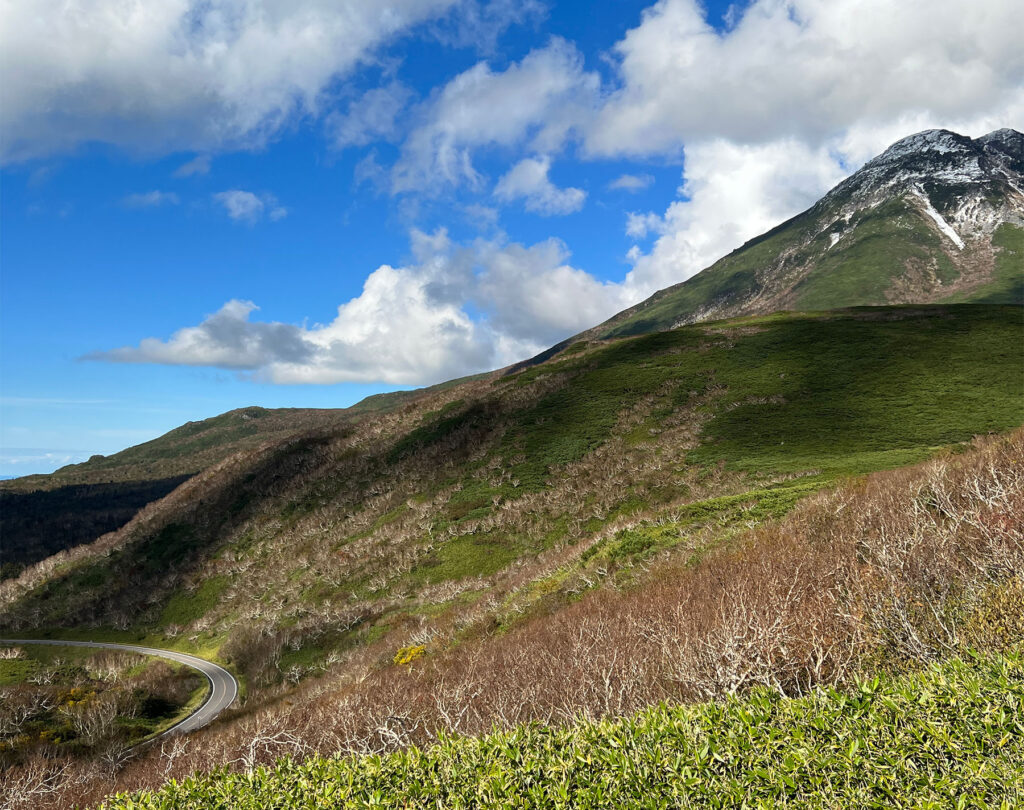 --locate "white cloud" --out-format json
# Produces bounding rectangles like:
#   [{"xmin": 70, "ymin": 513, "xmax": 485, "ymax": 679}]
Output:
[
  {"xmin": 330, "ymin": 82, "xmax": 414, "ymax": 148},
  {"xmin": 0, "ymin": 0, "xmax": 461, "ymax": 163},
  {"xmin": 609, "ymin": 173, "xmax": 654, "ymax": 192},
  {"xmin": 174, "ymin": 155, "xmax": 211, "ymax": 177},
  {"xmin": 391, "ymin": 38, "xmax": 599, "ymax": 192},
  {"xmin": 463, "ymin": 203, "xmax": 500, "ymax": 228},
  {"xmin": 494, "ymin": 155, "xmax": 586, "ymax": 215},
  {"xmin": 14, "ymin": 0, "xmax": 1024, "ymax": 391},
  {"xmin": 470, "ymin": 237, "xmax": 630, "ymax": 344},
  {"xmin": 213, "ymin": 190, "xmax": 287, "ymax": 223},
  {"xmin": 91, "ymin": 300, "xmax": 315, "ymax": 370},
  {"xmin": 89, "ymin": 229, "xmax": 632, "ymax": 384},
  {"xmin": 427, "ymin": 0, "xmax": 547, "ymax": 55},
  {"xmin": 122, "ymin": 190, "xmax": 180, "ymax": 208},
  {"xmin": 587, "ymin": 0, "xmax": 1024, "ymax": 157},
  {"xmin": 625, "ymin": 211, "xmax": 663, "ymax": 239}
]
